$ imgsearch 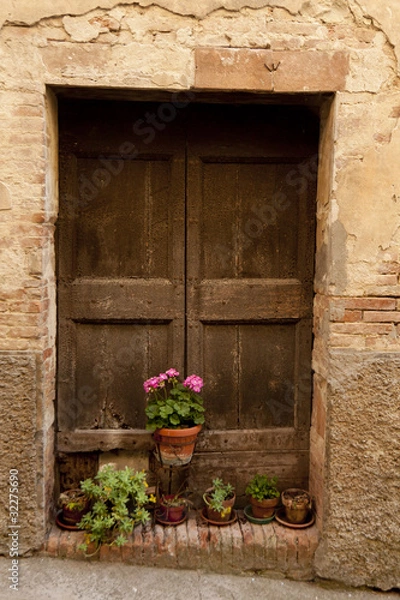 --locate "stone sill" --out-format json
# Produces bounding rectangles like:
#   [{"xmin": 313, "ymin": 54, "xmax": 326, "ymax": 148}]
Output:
[{"xmin": 41, "ymin": 509, "xmax": 319, "ymax": 581}]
